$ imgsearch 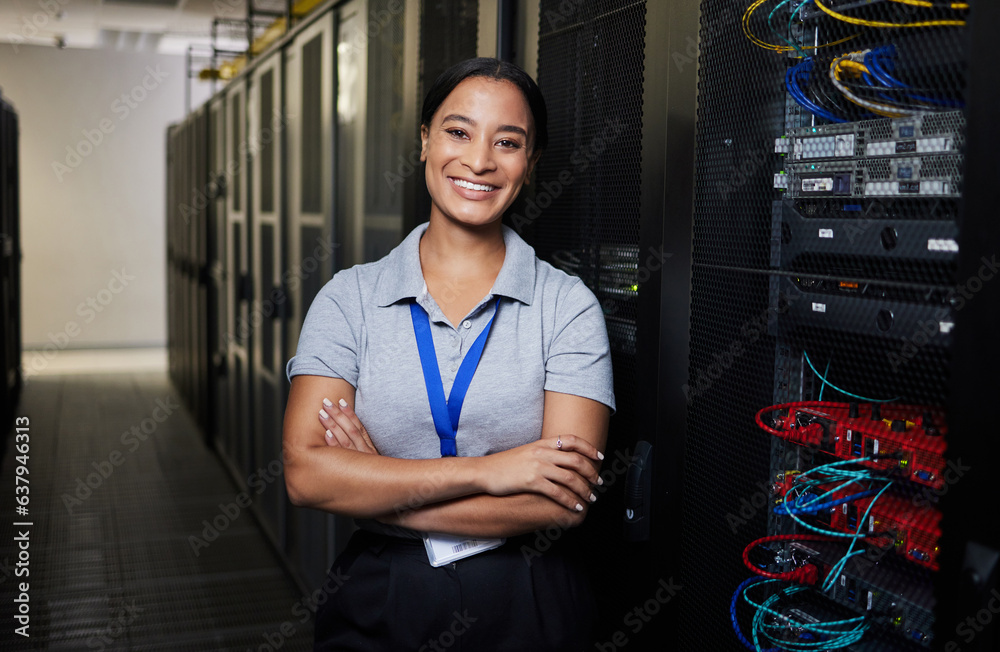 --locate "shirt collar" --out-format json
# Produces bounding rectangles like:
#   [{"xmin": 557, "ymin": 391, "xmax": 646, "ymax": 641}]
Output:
[{"xmin": 374, "ymin": 222, "xmax": 537, "ymax": 307}]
